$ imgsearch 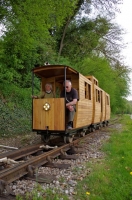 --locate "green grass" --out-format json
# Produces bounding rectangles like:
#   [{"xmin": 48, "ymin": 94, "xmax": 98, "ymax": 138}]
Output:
[{"xmin": 74, "ymin": 114, "xmax": 132, "ymax": 200}]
